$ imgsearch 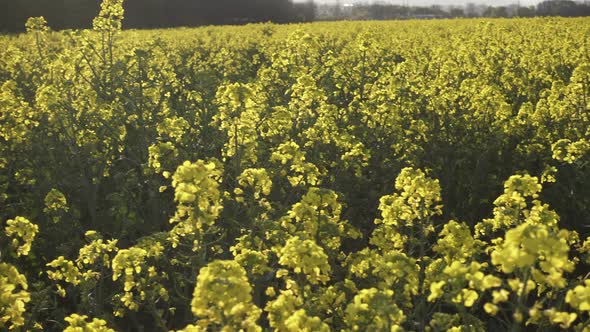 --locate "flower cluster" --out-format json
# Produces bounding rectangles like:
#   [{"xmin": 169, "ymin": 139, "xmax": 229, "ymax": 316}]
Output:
[
  {"xmin": 111, "ymin": 244, "xmax": 167, "ymax": 315},
  {"xmin": 63, "ymin": 314, "xmax": 115, "ymax": 332},
  {"xmin": 277, "ymin": 236, "xmax": 331, "ymax": 285},
  {"xmin": 169, "ymin": 160, "xmax": 223, "ymax": 249},
  {"xmin": 183, "ymin": 260, "xmax": 261, "ymax": 331},
  {"xmin": 0, "ymin": 263, "xmax": 30, "ymax": 330},
  {"xmin": 92, "ymin": 0, "xmax": 124, "ymax": 32},
  {"xmin": 4, "ymin": 216, "xmax": 38, "ymax": 257}
]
